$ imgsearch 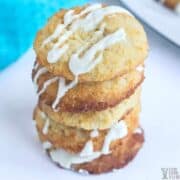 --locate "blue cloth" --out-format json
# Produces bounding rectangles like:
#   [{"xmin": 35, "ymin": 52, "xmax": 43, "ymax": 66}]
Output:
[{"xmin": 0, "ymin": 0, "xmax": 88, "ymax": 71}]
